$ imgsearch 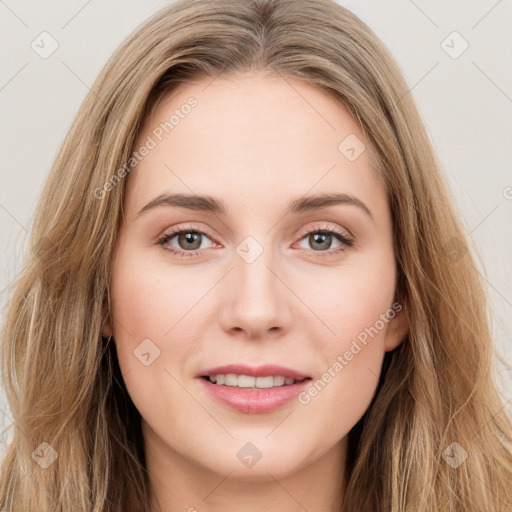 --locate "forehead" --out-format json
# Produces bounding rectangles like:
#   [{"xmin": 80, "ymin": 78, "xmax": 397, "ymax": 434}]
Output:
[{"xmin": 125, "ymin": 72, "xmax": 385, "ymax": 217}]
